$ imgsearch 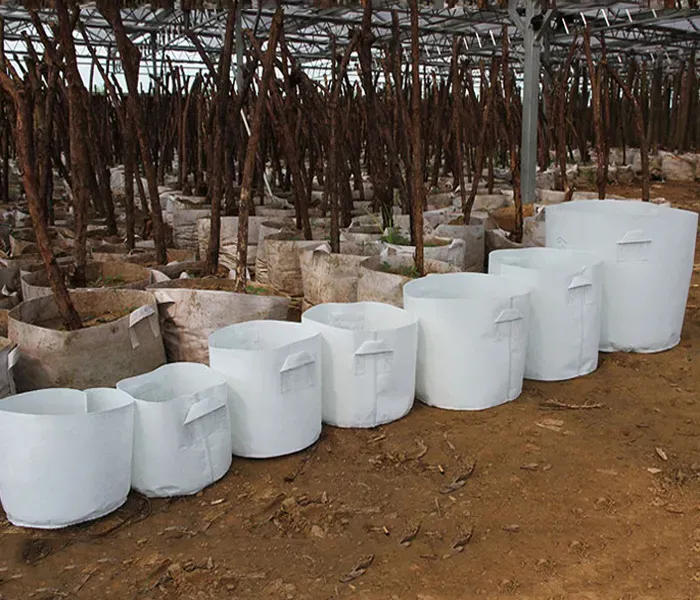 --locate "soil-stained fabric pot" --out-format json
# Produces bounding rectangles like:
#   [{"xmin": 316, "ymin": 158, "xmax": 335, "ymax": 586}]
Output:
[
  {"xmin": 91, "ymin": 245, "xmax": 157, "ymax": 264},
  {"xmin": 165, "ymin": 208, "xmax": 211, "ymax": 250},
  {"xmin": 300, "ymin": 242, "xmax": 381, "ymax": 308},
  {"xmin": 489, "ymin": 248, "xmax": 604, "ymax": 381},
  {"xmin": 546, "ymin": 200, "xmax": 698, "ymax": 353},
  {"xmin": 197, "ymin": 216, "xmax": 266, "ymax": 271},
  {"xmin": 403, "ymin": 273, "xmax": 532, "ymax": 411},
  {"xmin": 383, "ymin": 236, "xmax": 467, "ymax": 267},
  {"xmin": 434, "ymin": 223, "xmax": 485, "ymax": 272},
  {"xmin": 0, "ymin": 388, "xmax": 134, "ymax": 528},
  {"xmin": 21, "ymin": 261, "xmax": 152, "ymax": 301},
  {"xmin": 8, "ymin": 289, "xmax": 166, "ymax": 391},
  {"xmin": 118, "ymin": 363, "xmax": 231, "ymax": 498},
  {"xmin": 209, "ymin": 321, "xmax": 322, "ymax": 458},
  {"xmin": 302, "ymin": 302, "xmax": 417, "ymax": 428},
  {"xmin": 341, "ymin": 224, "xmax": 384, "ymax": 243},
  {"xmin": 148, "ymin": 278, "xmax": 290, "ymax": 364},
  {"xmin": 357, "ymin": 255, "xmax": 460, "ymax": 308},
  {"xmin": 265, "ymin": 234, "xmax": 326, "ymax": 296},
  {"xmin": 255, "ymin": 221, "xmax": 291, "ymax": 285}
]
